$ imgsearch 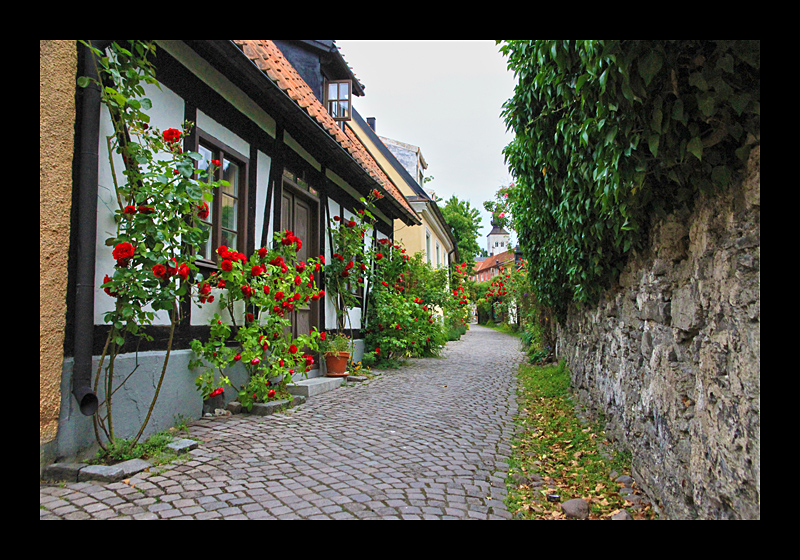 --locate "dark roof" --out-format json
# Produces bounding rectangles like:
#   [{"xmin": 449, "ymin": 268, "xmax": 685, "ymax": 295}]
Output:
[{"xmin": 488, "ymin": 225, "xmax": 510, "ymax": 236}]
